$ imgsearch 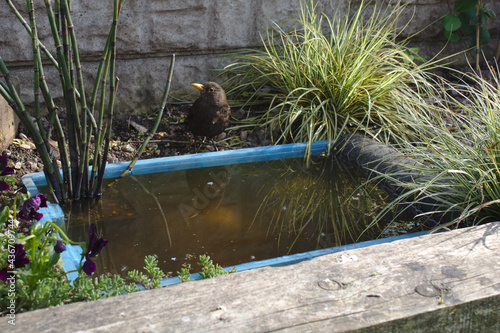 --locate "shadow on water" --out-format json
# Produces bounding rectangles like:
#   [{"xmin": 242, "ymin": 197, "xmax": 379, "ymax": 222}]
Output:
[{"xmin": 56, "ymin": 155, "xmax": 416, "ymax": 278}]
